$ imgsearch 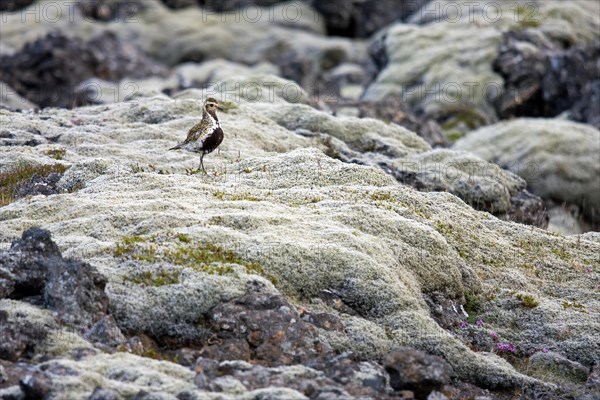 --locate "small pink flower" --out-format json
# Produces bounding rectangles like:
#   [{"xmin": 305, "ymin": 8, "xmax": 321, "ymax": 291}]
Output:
[
  {"xmin": 460, "ymin": 321, "xmax": 469, "ymax": 328},
  {"xmin": 542, "ymin": 347, "xmax": 549, "ymax": 353},
  {"xmin": 496, "ymin": 342, "xmax": 516, "ymax": 353},
  {"xmin": 476, "ymin": 319, "xmax": 483, "ymax": 327},
  {"xmin": 586, "ymin": 268, "xmax": 592, "ymax": 273},
  {"xmin": 490, "ymin": 331, "xmax": 499, "ymax": 340}
]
